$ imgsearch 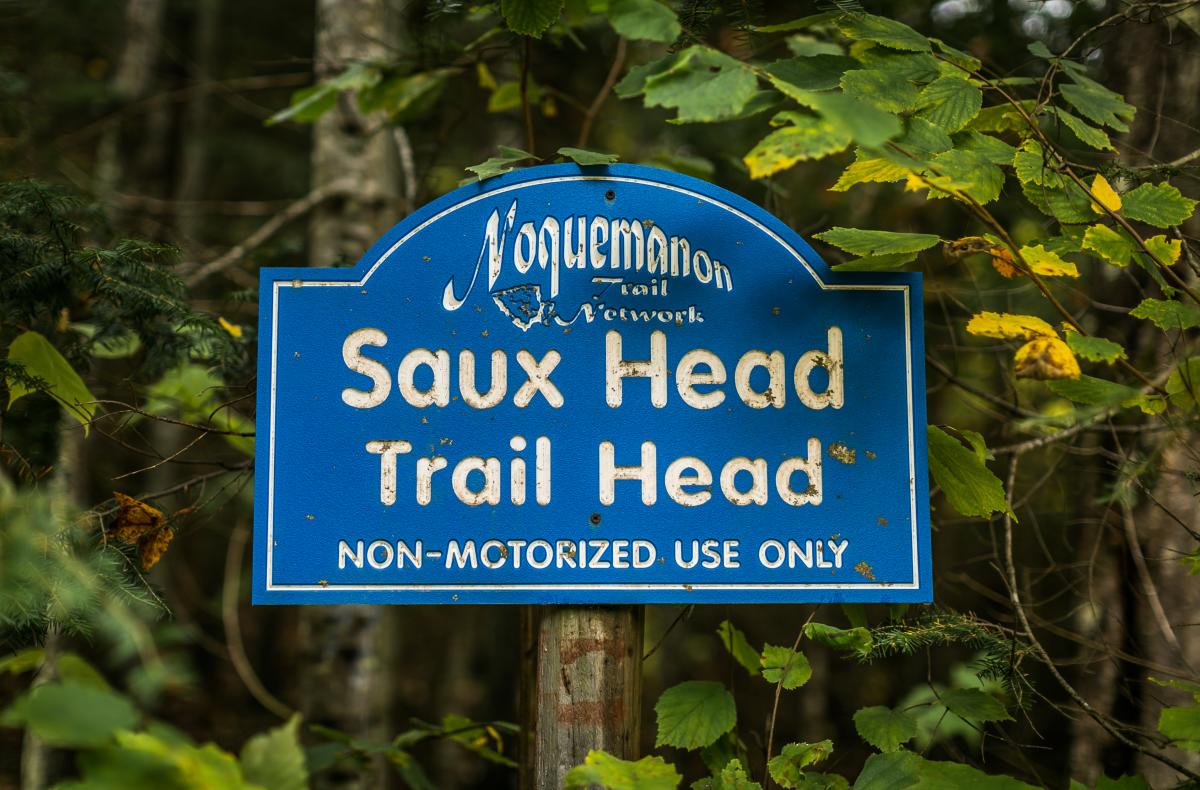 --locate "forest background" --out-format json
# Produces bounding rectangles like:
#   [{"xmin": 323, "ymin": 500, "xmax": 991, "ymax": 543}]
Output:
[{"xmin": 1, "ymin": 1, "xmax": 1199, "ymax": 789}]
